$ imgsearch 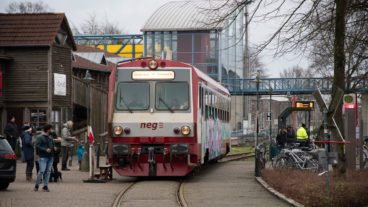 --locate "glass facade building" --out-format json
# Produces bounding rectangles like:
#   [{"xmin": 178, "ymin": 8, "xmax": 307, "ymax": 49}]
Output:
[
  {"xmin": 142, "ymin": 1, "xmax": 247, "ymax": 130},
  {"xmin": 143, "ymin": 11, "xmax": 245, "ymax": 82}
]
